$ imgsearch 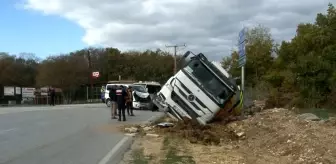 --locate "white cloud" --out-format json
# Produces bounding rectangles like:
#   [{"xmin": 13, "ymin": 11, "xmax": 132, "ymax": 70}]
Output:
[{"xmin": 23, "ymin": 0, "xmax": 332, "ymax": 60}]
